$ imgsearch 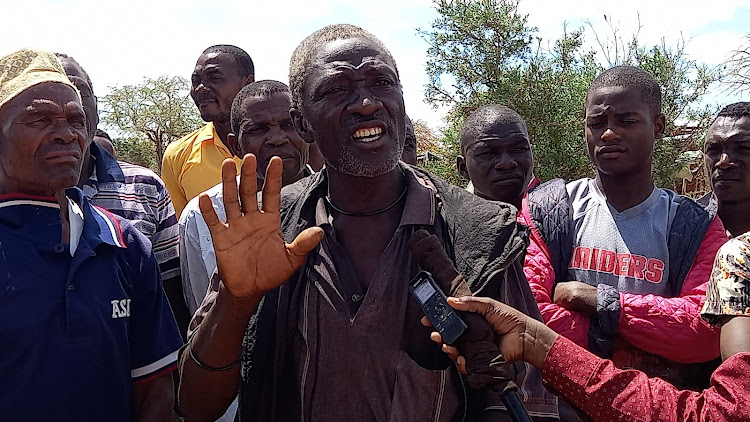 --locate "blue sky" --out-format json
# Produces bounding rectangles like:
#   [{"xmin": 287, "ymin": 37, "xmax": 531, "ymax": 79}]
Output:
[{"xmin": 2, "ymin": 0, "xmax": 748, "ymax": 130}]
